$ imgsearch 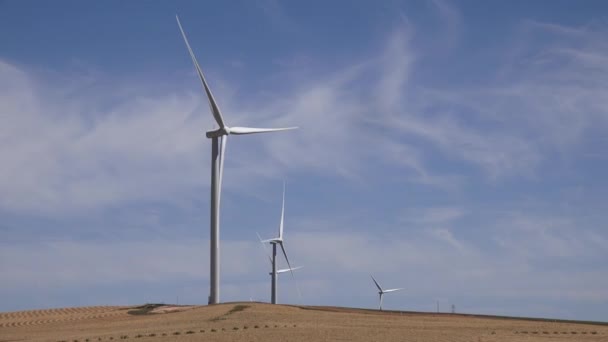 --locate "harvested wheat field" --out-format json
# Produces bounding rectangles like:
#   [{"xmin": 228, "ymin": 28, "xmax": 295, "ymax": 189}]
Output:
[{"xmin": 1, "ymin": 303, "xmax": 607, "ymax": 342}]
